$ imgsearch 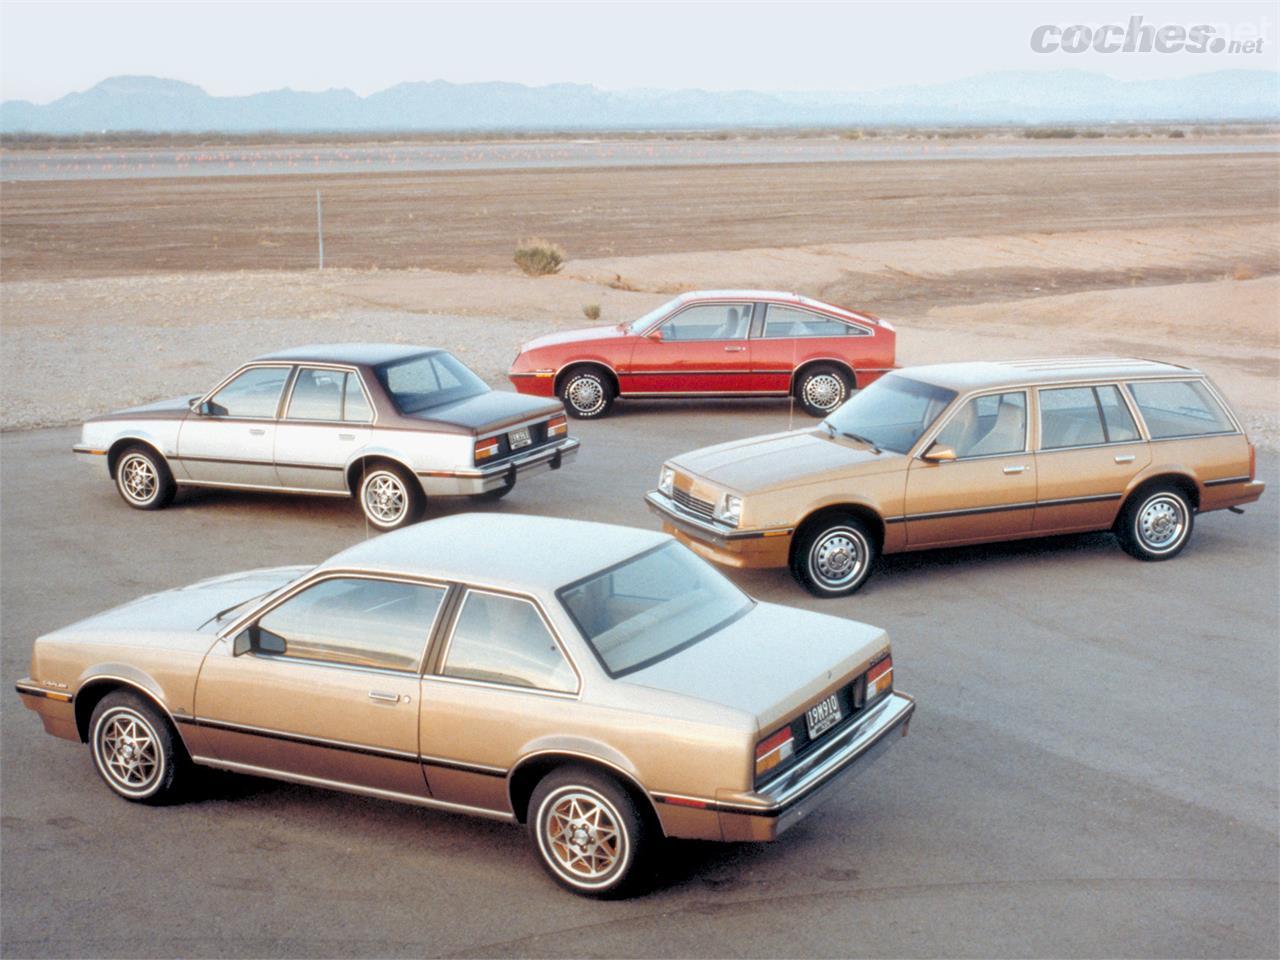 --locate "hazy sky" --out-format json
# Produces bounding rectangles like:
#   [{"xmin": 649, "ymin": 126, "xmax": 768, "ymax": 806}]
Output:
[{"xmin": 2, "ymin": 1, "xmax": 1277, "ymax": 103}]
